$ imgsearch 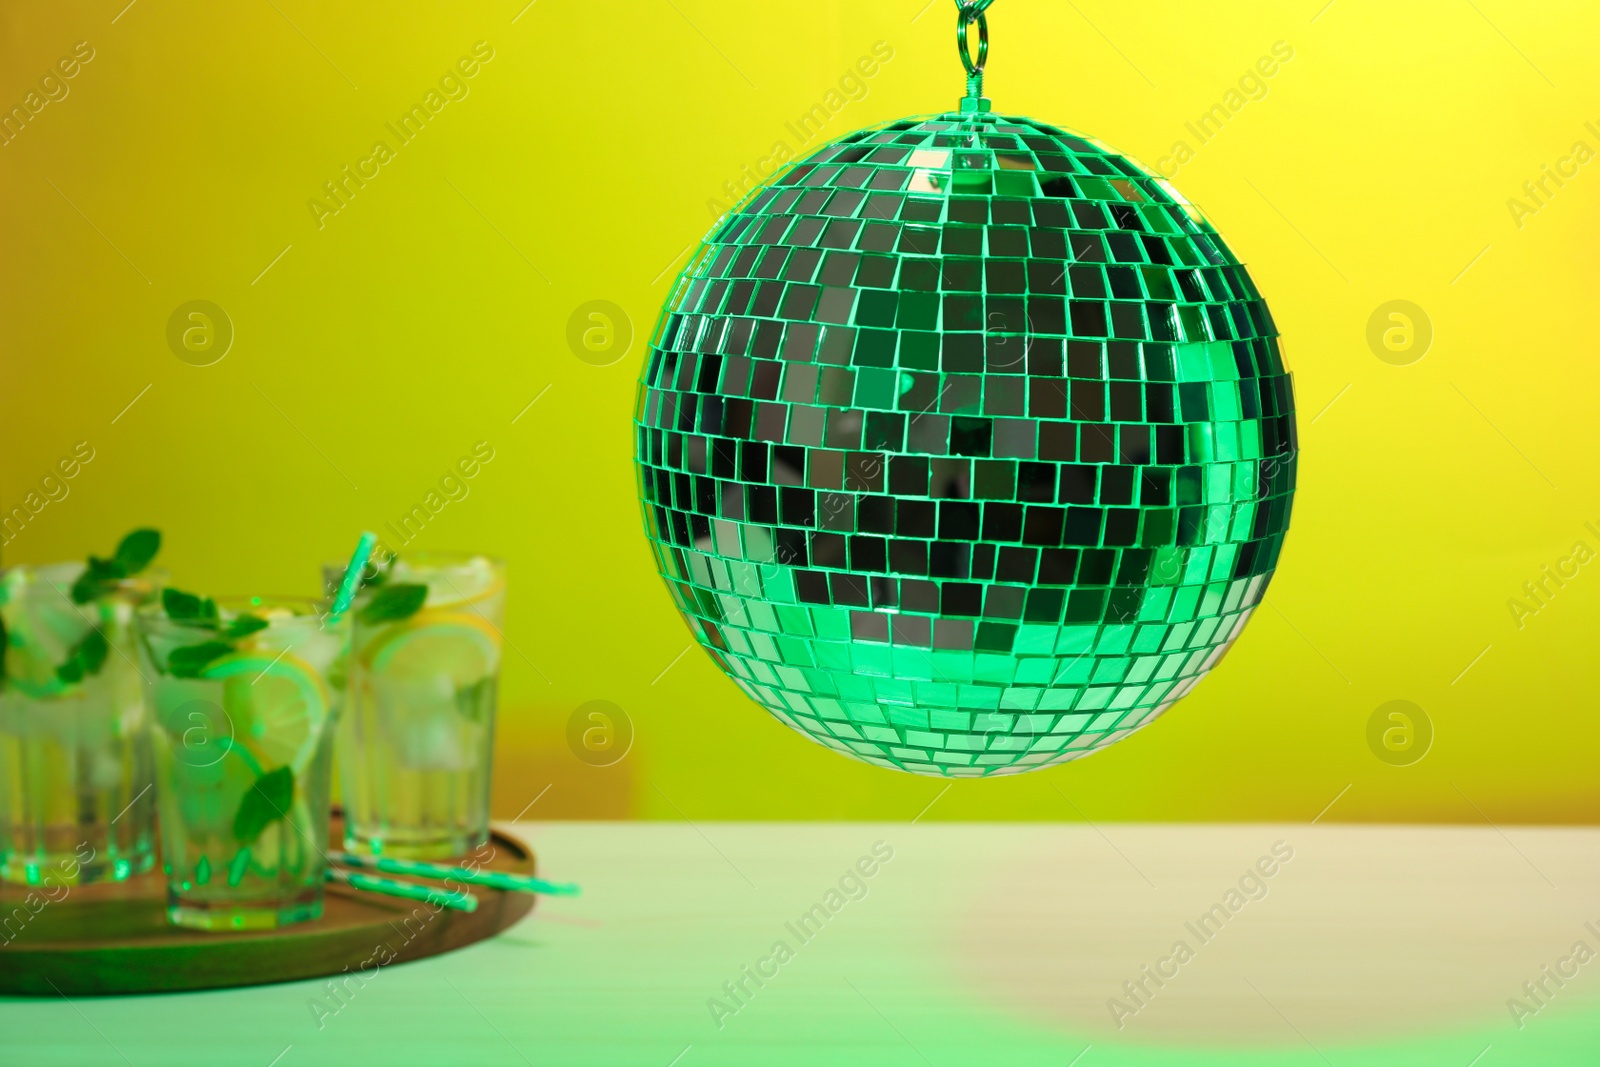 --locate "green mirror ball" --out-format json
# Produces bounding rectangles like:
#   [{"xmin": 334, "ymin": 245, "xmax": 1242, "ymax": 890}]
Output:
[{"xmin": 634, "ymin": 106, "xmax": 1296, "ymax": 777}]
